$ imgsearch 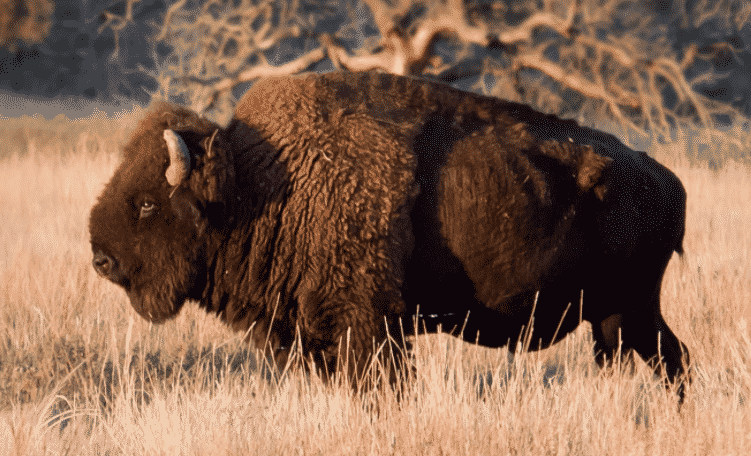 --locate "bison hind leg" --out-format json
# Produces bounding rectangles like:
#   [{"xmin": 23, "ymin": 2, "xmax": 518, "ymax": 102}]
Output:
[
  {"xmin": 592, "ymin": 309, "xmax": 690, "ymax": 404},
  {"xmin": 593, "ymin": 312, "xmax": 690, "ymax": 404},
  {"xmin": 592, "ymin": 313, "xmax": 636, "ymax": 375},
  {"xmin": 622, "ymin": 313, "xmax": 691, "ymax": 404}
]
